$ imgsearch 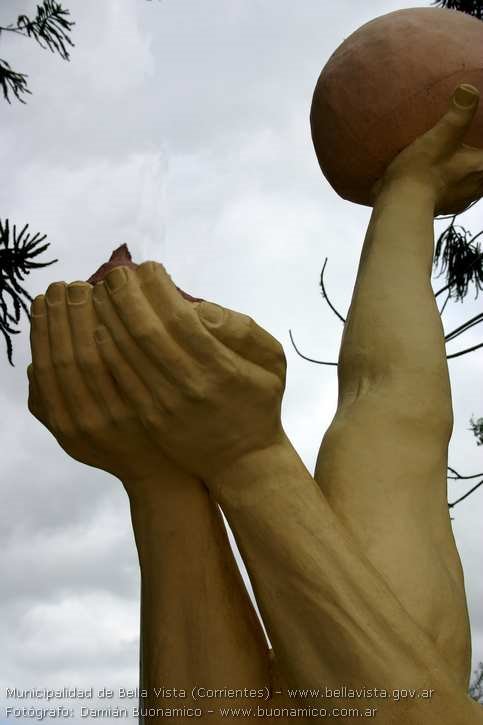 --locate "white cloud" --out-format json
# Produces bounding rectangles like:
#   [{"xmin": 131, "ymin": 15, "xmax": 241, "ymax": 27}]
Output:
[{"xmin": 1, "ymin": 0, "xmax": 481, "ymax": 702}]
